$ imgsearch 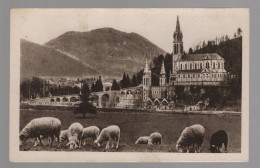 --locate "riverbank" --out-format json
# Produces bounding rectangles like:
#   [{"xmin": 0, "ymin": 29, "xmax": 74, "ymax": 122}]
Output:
[{"xmin": 20, "ymin": 104, "xmax": 241, "ymax": 116}]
